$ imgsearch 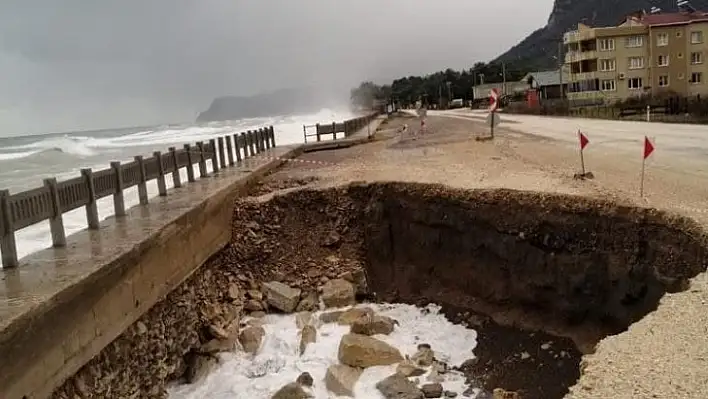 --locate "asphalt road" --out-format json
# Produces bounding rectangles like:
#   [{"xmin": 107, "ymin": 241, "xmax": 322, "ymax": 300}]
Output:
[{"xmin": 431, "ymin": 109, "xmax": 708, "ymax": 169}]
